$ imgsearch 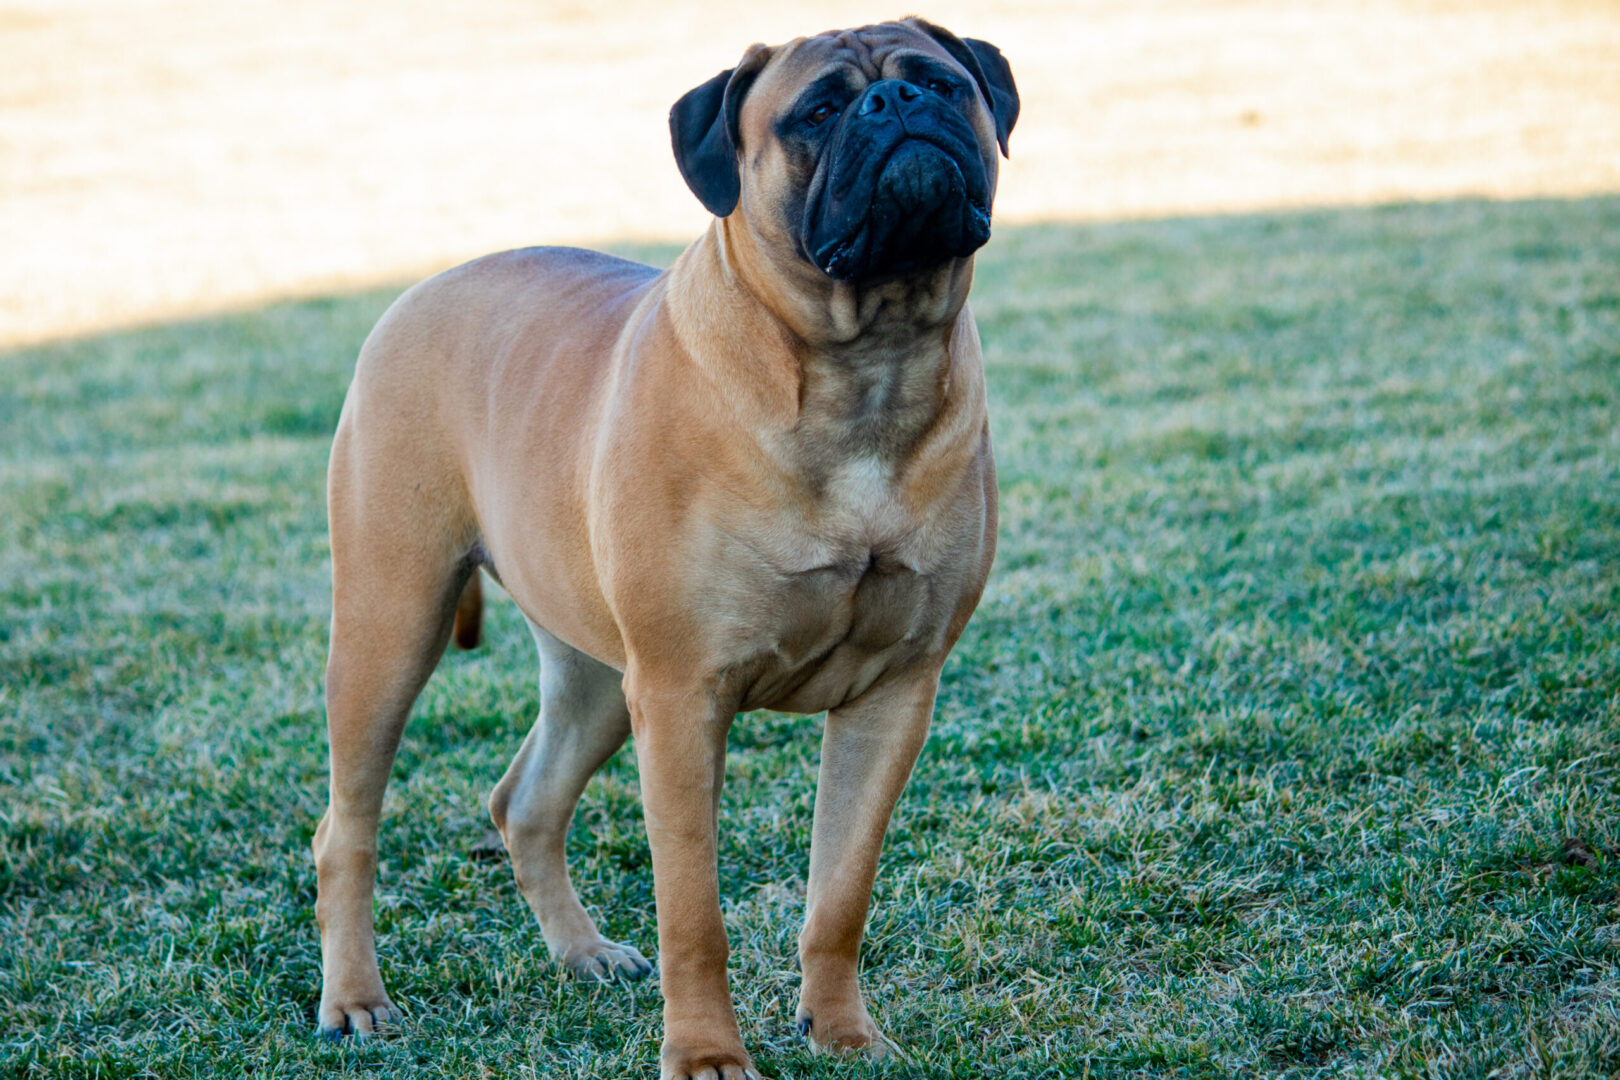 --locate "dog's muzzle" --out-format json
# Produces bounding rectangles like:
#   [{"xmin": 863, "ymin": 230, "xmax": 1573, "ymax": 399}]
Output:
[{"xmin": 805, "ymin": 80, "xmax": 993, "ymax": 281}]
